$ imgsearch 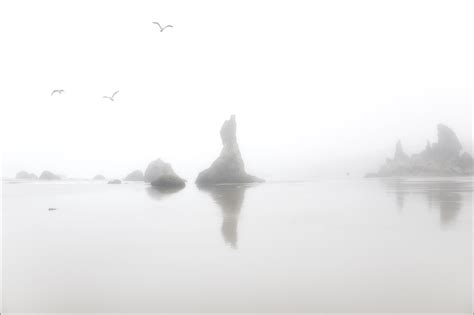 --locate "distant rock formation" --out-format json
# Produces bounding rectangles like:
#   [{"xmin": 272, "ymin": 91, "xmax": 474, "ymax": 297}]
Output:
[
  {"xmin": 15, "ymin": 171, "xmax": 38, "ymax": 180},
  {"xmin": 195, "ymin": 115, "xmax": 264, "ymax": 186},
  {"xmin": 144, "ymin": 159, "xmax": 179, "ymax": 183},
  {"xmin": 124, "ymin": 170, "xmax": 144, "ymax": 181},
  {"xmin": 93, "ymin": 174, "xmax": 106, "ymax": 180},
  {"xmin": 108, "ymin": 179, "xmax": 122, "ymax": 184},
  {"xmin": 367, "ymin": 124, "xmax": 473, "ymax": 177},
  {"xmin": 151, "ymin": 174, "xmax": 186, "ymax": 191},
  {"xmin": 39, "ymin": 170, "xmax": 61, "ymax": 180}
]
